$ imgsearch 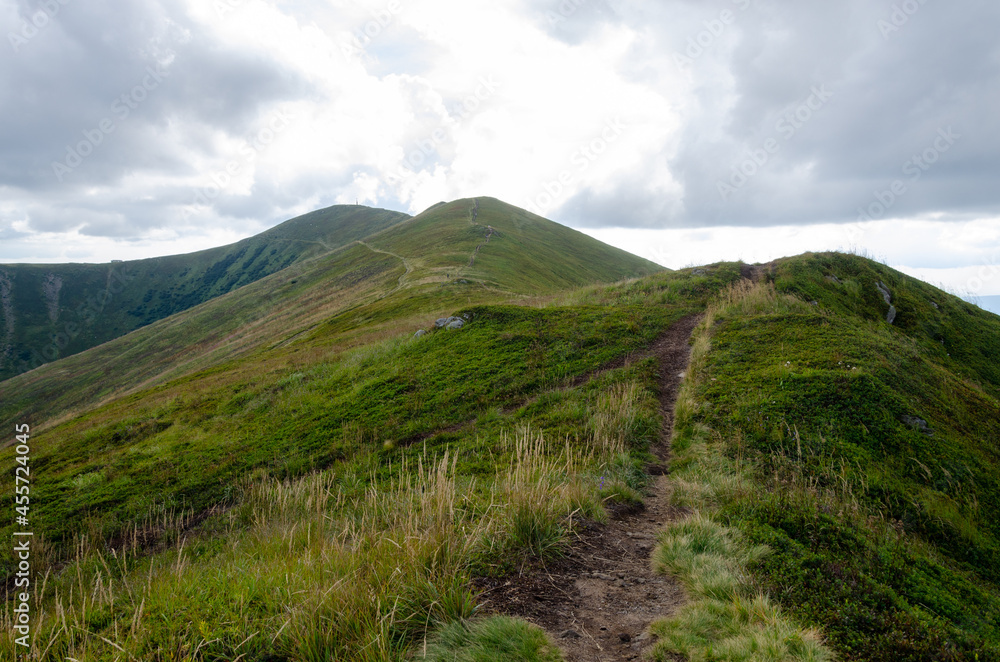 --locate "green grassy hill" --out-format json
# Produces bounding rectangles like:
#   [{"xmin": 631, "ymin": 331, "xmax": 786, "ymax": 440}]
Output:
[
  {"xmin": 367, "ymin": 197, "xmax": 664, "ymax": 293},
  {"xmin": 658, "ymin": 254, "xmax": 1000, "ymax": 661},
  {"xmin": 0, "ymin": 205, "xmax": 410, "ymax": 381},
  {"xmin": 2, "ymin": 217, "xmax": 998, "ymax": 662},
  {"xmin": 0, "ymin": 198, "xmax": 663, "ymax": 434}
]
